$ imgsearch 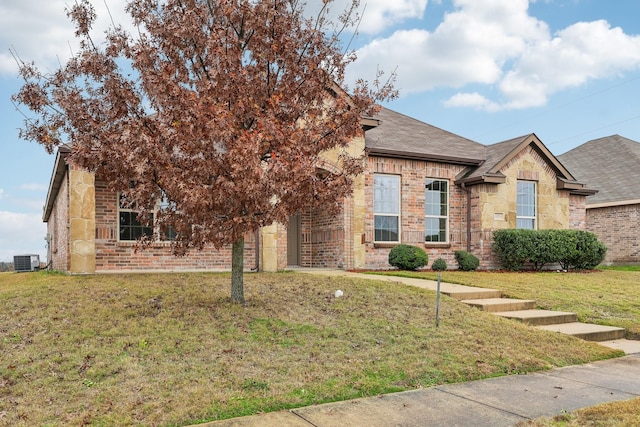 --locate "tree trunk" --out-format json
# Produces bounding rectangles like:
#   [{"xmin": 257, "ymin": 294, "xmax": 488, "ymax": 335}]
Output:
[{"xmin": 231, "ymin": 237, "xmax": 245, "ymax": 304}]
